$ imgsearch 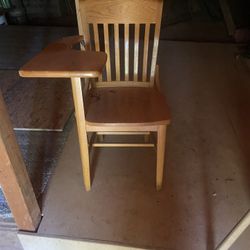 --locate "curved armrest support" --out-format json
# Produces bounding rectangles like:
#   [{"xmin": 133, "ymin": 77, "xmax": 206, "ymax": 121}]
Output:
[{"xmin": 19, "ymin": 36, "xmax": 107, "ymax": 78}]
